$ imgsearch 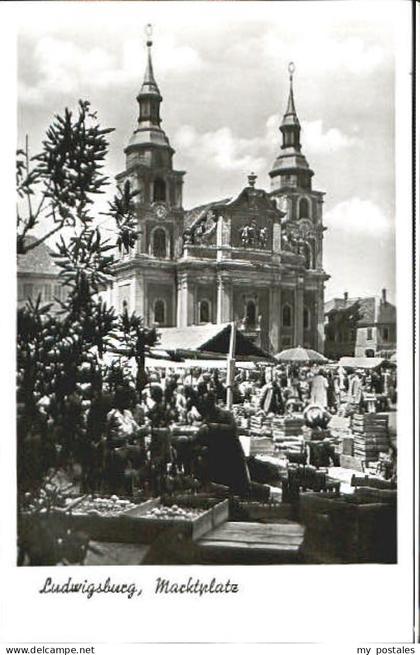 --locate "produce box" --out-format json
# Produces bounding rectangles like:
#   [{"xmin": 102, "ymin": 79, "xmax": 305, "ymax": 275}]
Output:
[
  {"xmin": 122, "ymin": 496, "xmax": 229, "ymax": 544},
  {"xmin": 57, "ymin": 495, "xmax": 228, "ymax": 544},
  {"xmin": 298, "ymin": 491, "xmax": 397, "ymax": 563},
  {"xmin": 53, "ymin": 497, "xmax": 137, "ymax": 543},
  {"xmin": 230, "ymin": 500, "xmax": 294, "ymax": 522}
]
